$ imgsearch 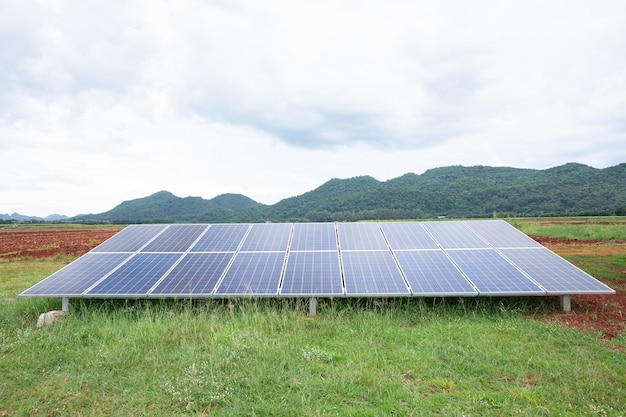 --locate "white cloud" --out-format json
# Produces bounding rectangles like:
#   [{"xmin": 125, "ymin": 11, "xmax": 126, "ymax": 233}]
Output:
[{"xmin": 1, "ymin": 0, "xmax": 625, "ymax": 216}]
